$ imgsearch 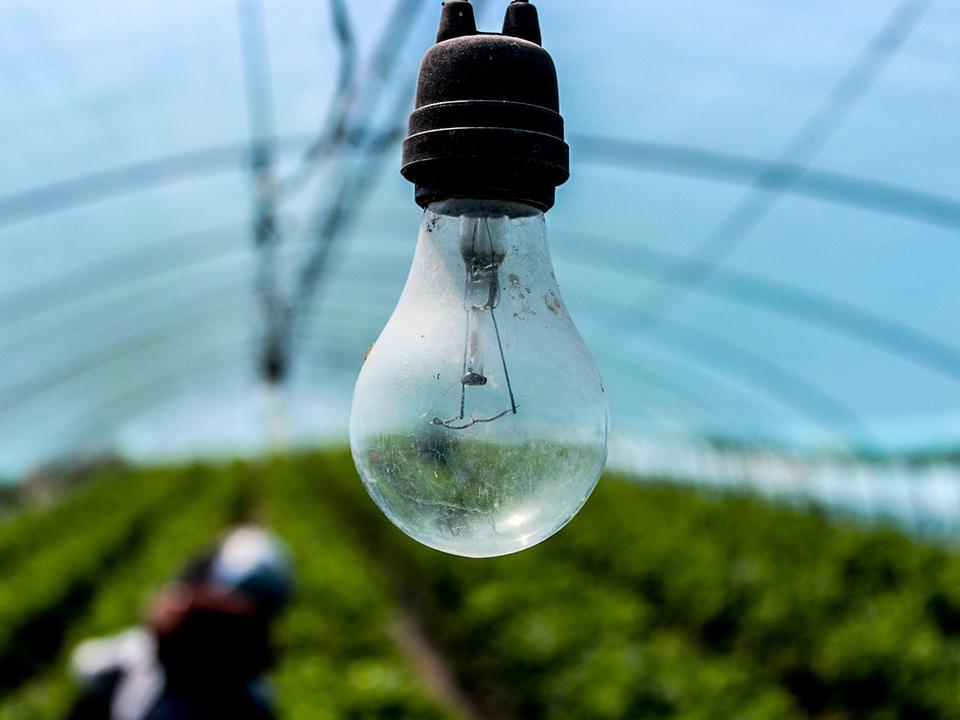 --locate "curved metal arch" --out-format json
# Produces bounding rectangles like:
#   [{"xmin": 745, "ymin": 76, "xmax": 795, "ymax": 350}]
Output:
[
  {"xmin": 25, "ymin": 333, "xmax": 731, "ymax": 468},
  {"xmin": 8, "ymin": 211, "xmax": 959, "ymax": 403},
  {"xmin": 551, "ymin": 229, "xmax": 960, "ymax": 384},
  {"xmin": 571, "ymin": 135, "xmax": 960, "ymax": 232},
  {"xmin": 0, "ymin": 220, "xmax": 248, "ymax": 329},
  {"xmin": 0, "ymin": 263, "xmax": 395, "ymax": 396},
  {"xmin": 599, "ymin": 355, "xmax": 743, "ymax": 430},
  {"xmin": 0, "ymin": 262, "xmax": 862, "ymax": 446},
  {"xmin": 38, "ymin": 341, "xmax": 363, "ymax": 462},
  {"xmin": 3, "ymin": 132, "xmax": 958, "ymax": 232},
  {"xmin": 2, "ymin": 294, "xmax": 752, "ymax": 451},
  {"xmin": 591, "ymin": 291, "xmax": 865, "ymax": 433},
  {"xmin": 0, "ymin": 279, "xmax": 388, "ymax": 415},
  {"xmin": 0, "ymin": 259, "xmax": 789, "ymax": 454}
]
